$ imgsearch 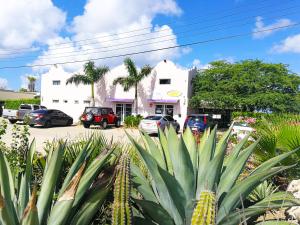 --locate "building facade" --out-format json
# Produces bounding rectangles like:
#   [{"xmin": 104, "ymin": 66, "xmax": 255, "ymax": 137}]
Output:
[{"xmin": 41, "ymin": 60, "xmax": 197, "ymax": 128}]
